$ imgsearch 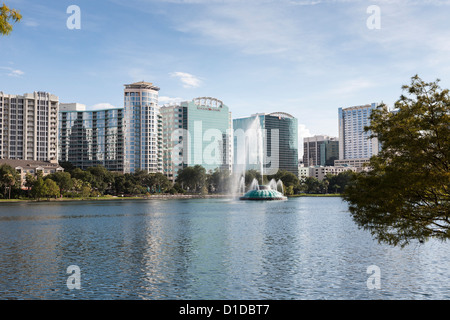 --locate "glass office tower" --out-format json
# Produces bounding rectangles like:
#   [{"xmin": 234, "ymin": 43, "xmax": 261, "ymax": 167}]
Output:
[
  {"xmin": 123, "ymin": 81, "xmax": 162, "ymax": 173},
  {"xmin": 161, "ymin": 97, "xmax": 232, "ymax": 181},
  {"xmin": 233, "ymin": 112, "xmax": 298, "ymax": 176},
  {"xmin": 303, "ymin": 135, "xmax": 339, "ymax": 167},
  {"xmin": 59, "ymin": 103, "xmax": 124, "ymax": 171}
]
